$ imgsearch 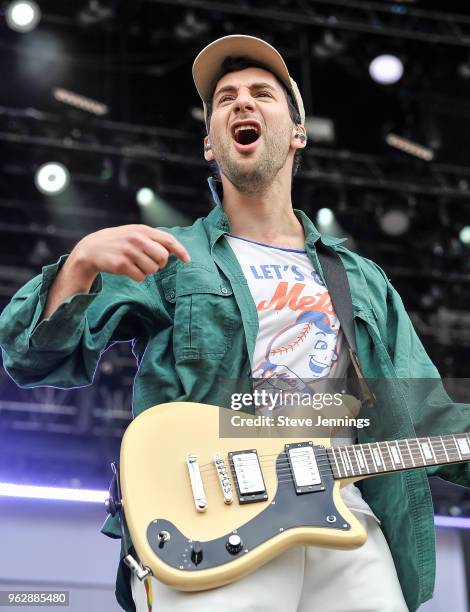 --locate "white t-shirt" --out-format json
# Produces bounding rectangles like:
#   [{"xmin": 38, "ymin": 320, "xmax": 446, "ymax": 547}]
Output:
[{"xmin": 225, "ymin": 234, "xmax": 379, "ymax": 522}]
